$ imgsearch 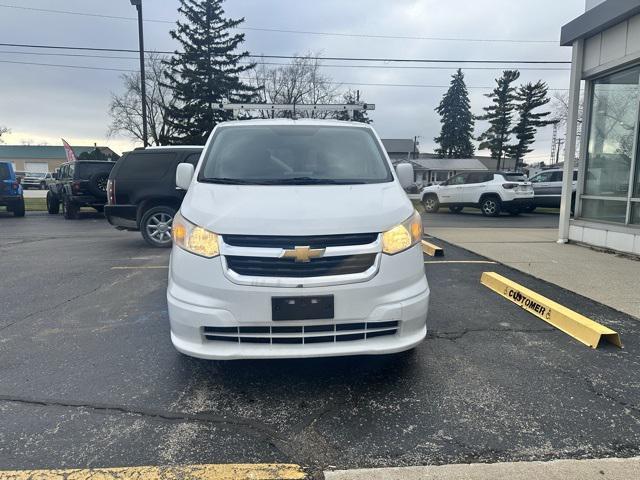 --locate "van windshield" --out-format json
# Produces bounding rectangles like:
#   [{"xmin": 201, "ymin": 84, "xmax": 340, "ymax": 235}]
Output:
[{"xmin": 198, "ymin": 125, "xmax": 393, "ymax": 185}]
